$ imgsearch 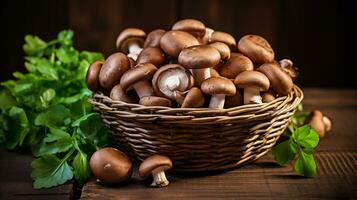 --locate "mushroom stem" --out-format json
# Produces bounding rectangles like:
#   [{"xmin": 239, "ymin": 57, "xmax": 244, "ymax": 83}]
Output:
[
  {"xmin": 209, "ymin": 94, "xmax": 226, "ymax": 109},
  {"xmin": 322, "ymin": 116, "xmax": 332, "ymax": 132},
  {"xmin": 244, "ymin": 87, "xmax": 262, "ymax": 104},
  {"xmin": 192, "ymin": 68, "xmax": 211, "ymax": 86},
  {"xmin": 133, "ymin": 80, "xmax": 153, "ymax": 98},
  {"xmin": 127, "ymin": 42, "xmax": 143, "ymax": 60},
  {"xmin": 151, "ymin": 170, "xmax": 169, "ymax": 187}
]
